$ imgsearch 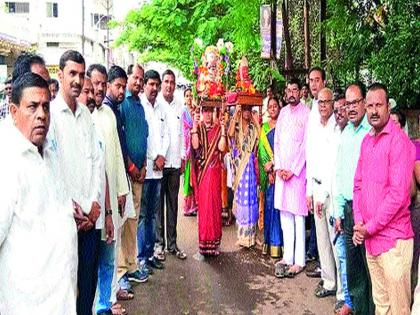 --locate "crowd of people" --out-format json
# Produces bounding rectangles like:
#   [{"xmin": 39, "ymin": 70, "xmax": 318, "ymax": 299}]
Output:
[{"xmin": 0, "ymin": 49, "xmax": 419, "ymax": 315}]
